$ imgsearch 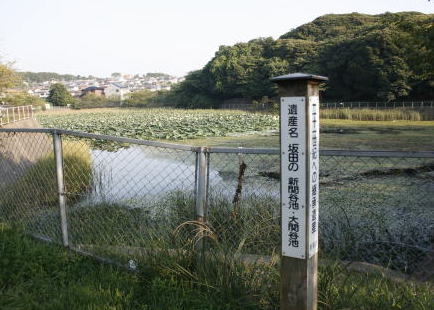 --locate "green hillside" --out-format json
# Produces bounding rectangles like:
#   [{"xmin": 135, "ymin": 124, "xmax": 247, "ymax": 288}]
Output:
[
  {"xmin": 170, "ymin": 12, "xmax": 434, "ymax": 108},
  {"xmin": 20, "ymin": 72, "xmax": 90, "ymax": 83}
]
